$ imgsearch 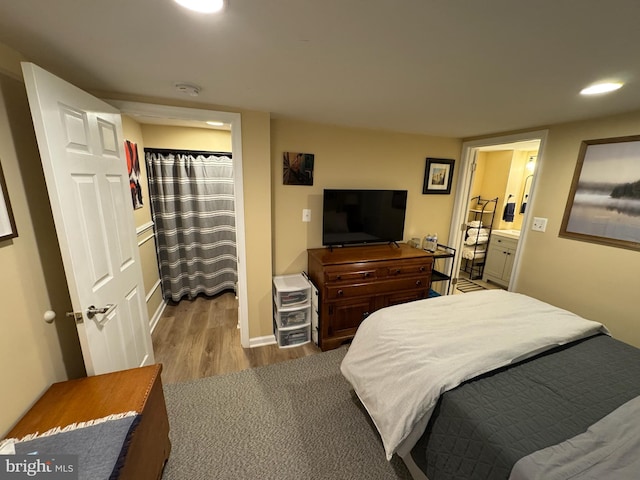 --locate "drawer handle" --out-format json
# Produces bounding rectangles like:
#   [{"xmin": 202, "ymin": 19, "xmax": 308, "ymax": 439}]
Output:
[
  {"xmin": 419, "ymin": 266, "xmax": 425, "ymax": 272},
  {"xmin": 363, "ymin": 311, "xmax": 370, "ymax": 319},
  {"xmin": 395, "ymin": 268, "xmax": 401, "ymax": 274},
  {"xmin": 336, "ymin": 275, "xmax": 342, "ymax": 280},
  {"xmin": 415, "ymin": 280, "xmax": 422, "ymax": 286},
  {"xmin": 337, "ymin": 289, "xmax": 344, "ymax": 296},
  {"xmin": 363, "ymin": 272, "xmax": 371, "ymax": 278}
]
